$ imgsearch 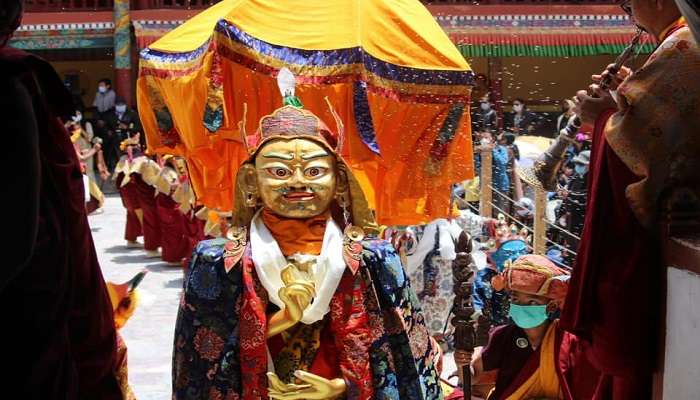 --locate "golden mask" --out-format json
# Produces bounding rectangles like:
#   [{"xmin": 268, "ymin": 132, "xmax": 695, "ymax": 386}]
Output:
[{"xmin": 254, "ymin": 138, "xmax": 337, "ymax": 219}]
